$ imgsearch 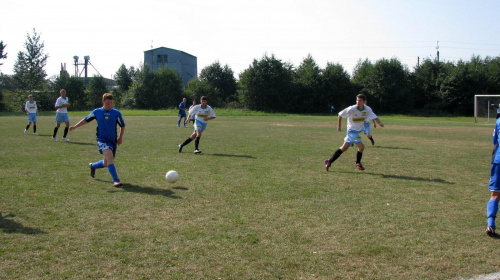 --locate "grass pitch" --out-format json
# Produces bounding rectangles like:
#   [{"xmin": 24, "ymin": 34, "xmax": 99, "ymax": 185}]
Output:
[{"xmin": 0, "ymin": 112, "xmax": 498, "ymax": 279}]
